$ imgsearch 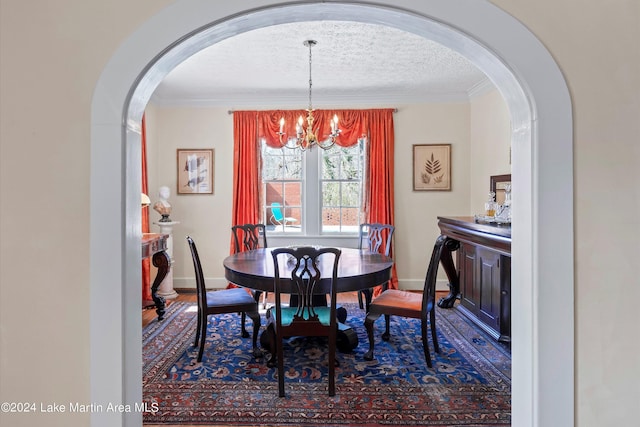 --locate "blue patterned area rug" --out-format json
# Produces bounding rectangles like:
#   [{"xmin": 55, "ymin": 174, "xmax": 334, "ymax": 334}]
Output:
[{"xmin": 143, "ymin": 301, "xmax": 511, "ymax": 426}]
